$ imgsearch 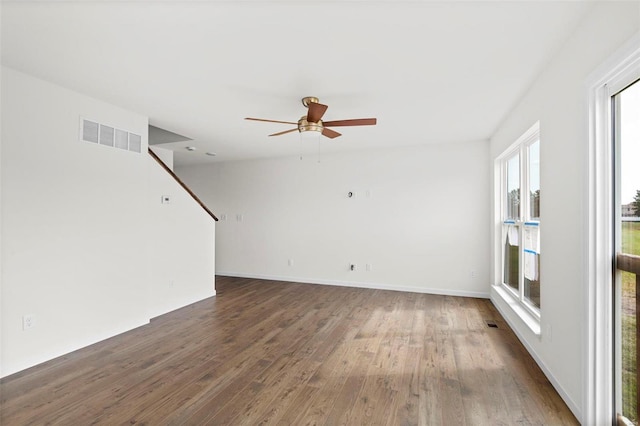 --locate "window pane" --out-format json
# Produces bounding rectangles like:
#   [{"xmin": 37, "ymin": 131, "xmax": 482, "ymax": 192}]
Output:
[
  {"xmin": 523, "ymin": 225, "xmax": 540, "ymax": 309},
  {"xmin": 621, "ymin": 270, "xmax": 637, "ymax": 423},
  {"xmin": 618, "ymin": 79, "xmax": 640, "ymax": 424},
  {"xmin": 503, "ymin": 224, "xmax": 519, "ymax": 291},
  {"xmin": 506, "ymin": 154, "xmax": 520, "ymax": 220},
  {"xmin": 529, "ymin": 140, "xmax": 540, "ymax": 220}
]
